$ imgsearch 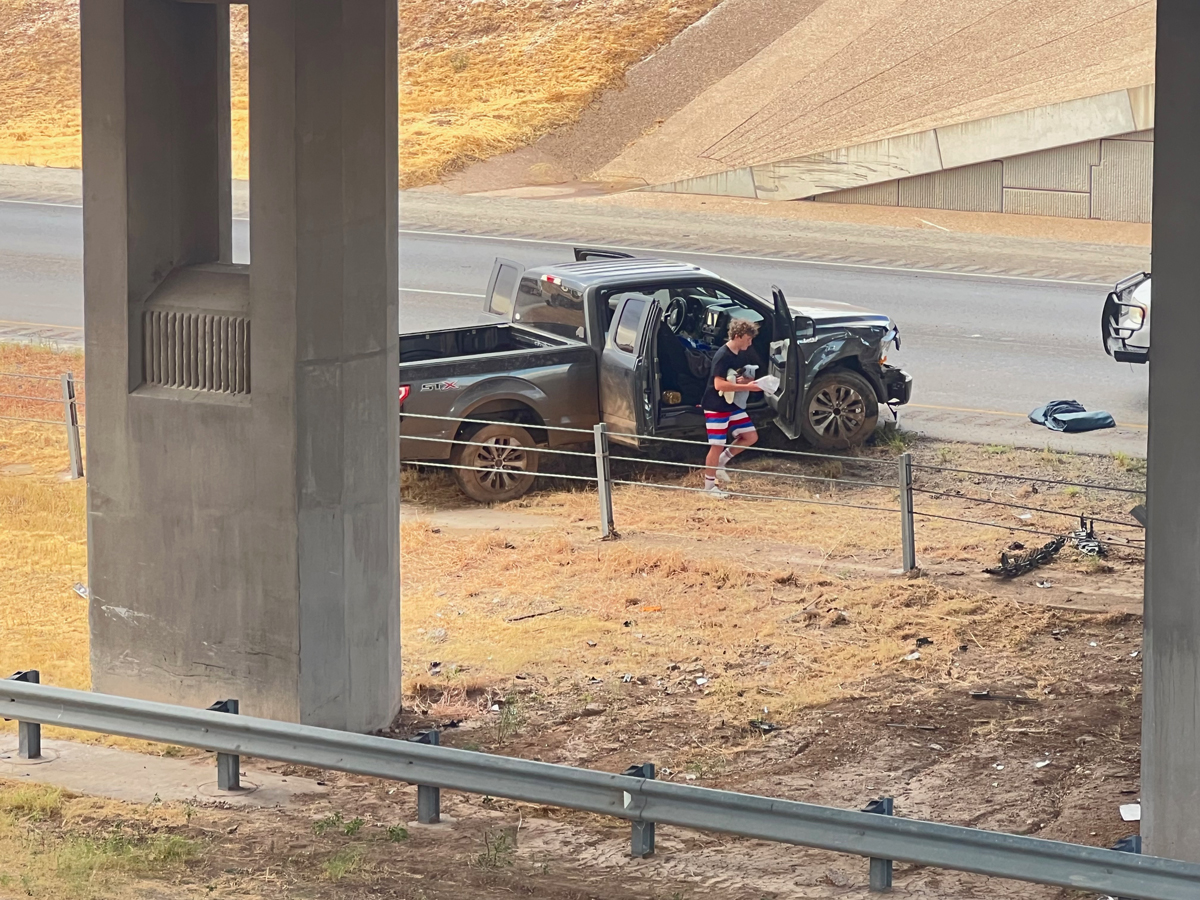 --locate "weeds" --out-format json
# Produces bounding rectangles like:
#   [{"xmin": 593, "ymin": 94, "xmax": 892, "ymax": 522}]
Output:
[
  {"xmin": 875, "ymin": 422, "xmax": 914, "ymax": 453},
  {"xmin": 56, "ymin": 832, "xmax": 200, "ymax": 883},
  {"xmin": 0, "ymin": 785, "xmax": 63, "ymax": 821},
  {"xmin": 490, "ymin": 694, "xmax": 526, "ymax": 744},
  {"xmin": 323, "ymin": 847, "xmax": 363, "ymax": 881},
  {"xmin": 386, "ymin": 825, "xmax": 410, "ymax": 843},
  {"xmin": 472, "ymin": 828, "xmax": 516, "ymax": 869}
]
